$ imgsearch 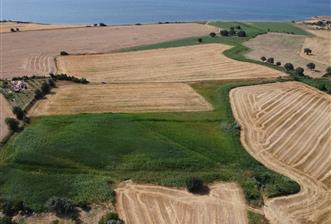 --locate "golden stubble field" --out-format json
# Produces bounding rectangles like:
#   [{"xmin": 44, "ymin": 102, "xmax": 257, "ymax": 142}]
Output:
[
  {"xmin": 29, "ymin": 83, "xmax": 213, "ymax": 116},
  {"xmin": 230, "ymin": 81, "xmax": 331, "ymax": 224},
  {"xmin": 1, "ymin": 23, "xmax": 217, "ymax": 78},
  {"xmin": 57, "ymin": 44, "xmax": 285, "ymax": 83},
  {"xmin": 0, "ymin": 21, "xmax": 82, "ymax": 33},
  {"xmin": 115, "ymin": 182, "xmax": 248, "ymax": 224}
]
